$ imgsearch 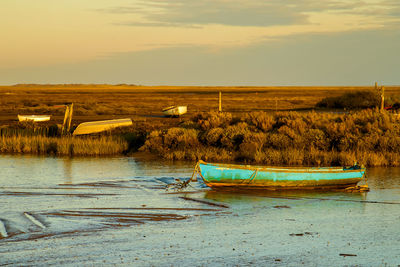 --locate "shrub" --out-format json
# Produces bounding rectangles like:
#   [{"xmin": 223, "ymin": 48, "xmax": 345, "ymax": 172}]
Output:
[
  {"xmin": 163, "ymin": 128, "xmax": 200, "ymax": 150},
  {"xmin": 139, "ymin": 130, "xmax": 164, "ymax": 154},
  {"xmin": 266, "ymin": 133, "xmax": 292, "ymax": 150},
  {"xmin": 317, "ymin": 90, "xmax": 380, "ymax": 109},
  {"xmin": 220, "ymin": 122, "xmax": 249, "ymax": 150},
  {"xmin": 304, "ymin": 129, "xmax": 329, "ymax": 150},
  {"xmin": 202, "ymin": 127, "xmax": 225, "ymax": 147},
  {"xmin": 282, "ymin": 149, "xmax": 305, "ymax": 166},
  {"xmin": 237, "ymin": 132, "xmax": 266, "ymax": 162},
  {"xmin": 194, "ymin": 111, "xmax": 233, "ymax": 130},
  {"xmin": 246, "ymin": 111, "xmax": 274, "ymax": 132}
]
